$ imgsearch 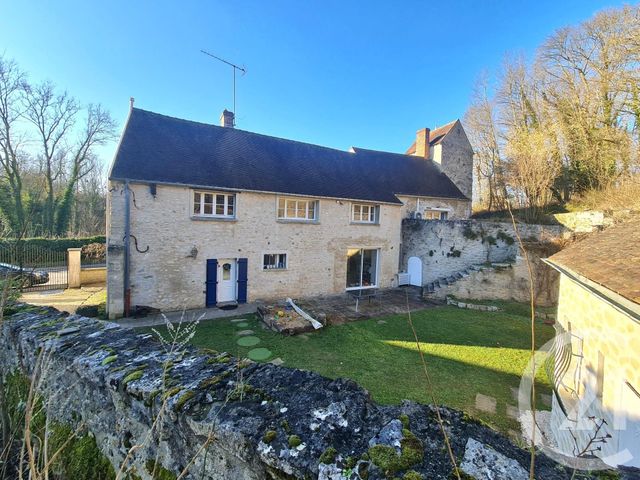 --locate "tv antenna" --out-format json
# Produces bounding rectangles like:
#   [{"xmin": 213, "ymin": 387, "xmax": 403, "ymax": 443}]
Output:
[{"xmin": 201, "ymin": 50, "xmax": 246, "ymax": 124}]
